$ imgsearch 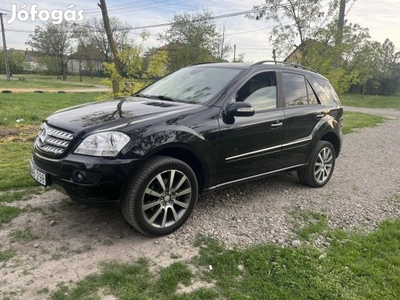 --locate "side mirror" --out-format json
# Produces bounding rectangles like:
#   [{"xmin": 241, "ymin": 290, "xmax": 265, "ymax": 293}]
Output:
[{"xmin": 226, "ymin": 102, "xmax": 255, "ymax": 117}]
